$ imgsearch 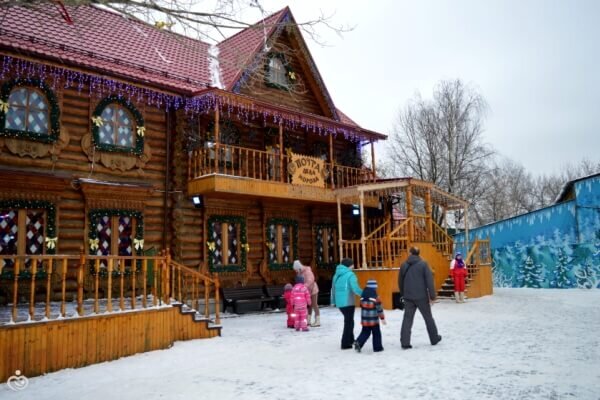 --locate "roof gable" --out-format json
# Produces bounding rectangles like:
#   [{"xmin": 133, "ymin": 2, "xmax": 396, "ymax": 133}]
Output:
[{"xmin": 218, "ymin": 8, "xmax": 339, "ymax": 120}]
